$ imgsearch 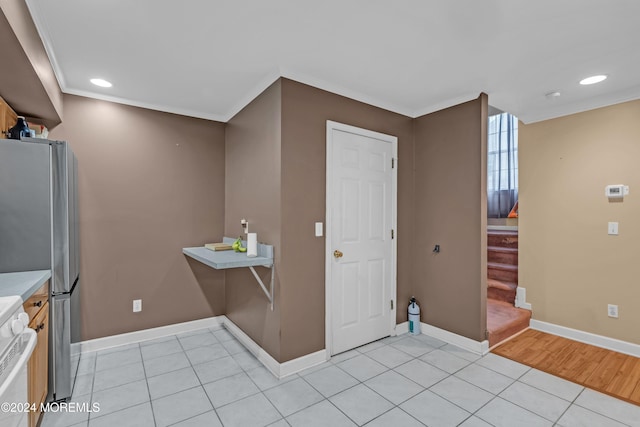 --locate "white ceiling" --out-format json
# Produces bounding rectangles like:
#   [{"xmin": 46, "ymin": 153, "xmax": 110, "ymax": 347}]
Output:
[{"xmin": 25, "ymin": 0, "xmax": 640, "ymax": 123}]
